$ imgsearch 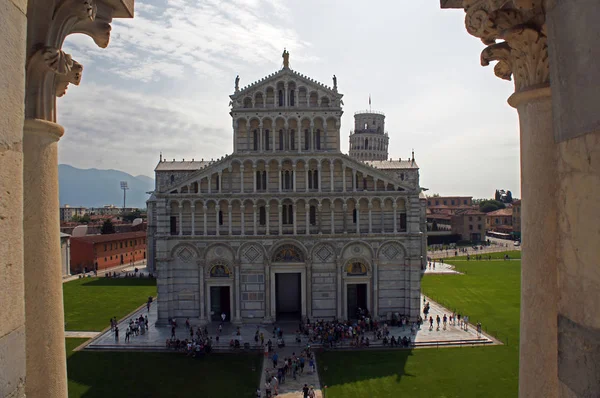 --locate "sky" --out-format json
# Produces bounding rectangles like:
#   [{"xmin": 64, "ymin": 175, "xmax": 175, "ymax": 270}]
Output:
[{"xmin": 58, "ymin": 0, "xmax": 521, "ymax": 199}]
